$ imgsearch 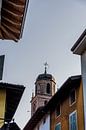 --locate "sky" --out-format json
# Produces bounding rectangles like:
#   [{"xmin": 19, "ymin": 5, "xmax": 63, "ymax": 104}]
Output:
[{"xmin": 0, "ymin": 0, "xmax": 86, "ymax": 129}]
